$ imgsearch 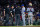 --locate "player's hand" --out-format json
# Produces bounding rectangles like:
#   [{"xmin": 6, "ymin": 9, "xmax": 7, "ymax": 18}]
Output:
[
  {"xmin": 12, "ymin": 15, "xmax": 13, "ymax": 18},
  {"xmin": 24, "ymin": 12, "xmax": 25, "ymax": 14},
  {"xmin": 4, "ymin": 9, "xmax": 5, "ymax": 16},
  {"xmin": 11, "ymin": 13, "xmax": 12, "ymax": 16}
]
